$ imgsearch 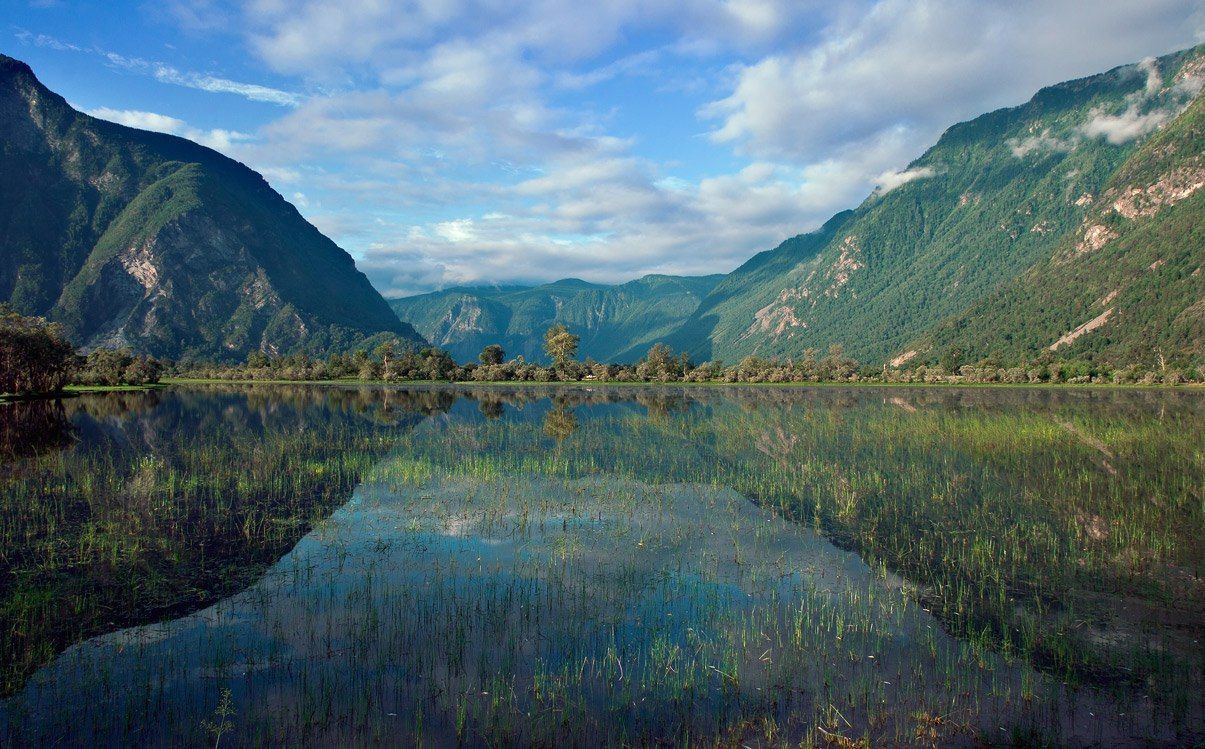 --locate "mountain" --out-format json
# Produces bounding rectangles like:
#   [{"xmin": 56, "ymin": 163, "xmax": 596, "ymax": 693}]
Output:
[
  {"xmin": 661, "ymin": 46, "xmax": 1203, "ymax": 369},
  {"xmin": 390, "ymin": 274, "xmax": 723, "ymax": 363},
  {"xmin": 918, "ymin": 88, "xmax": 1204, "ymax": 367},
  {"xmin": 0, "ymin": 54, "xmax": 424, "ymax": 361}
]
